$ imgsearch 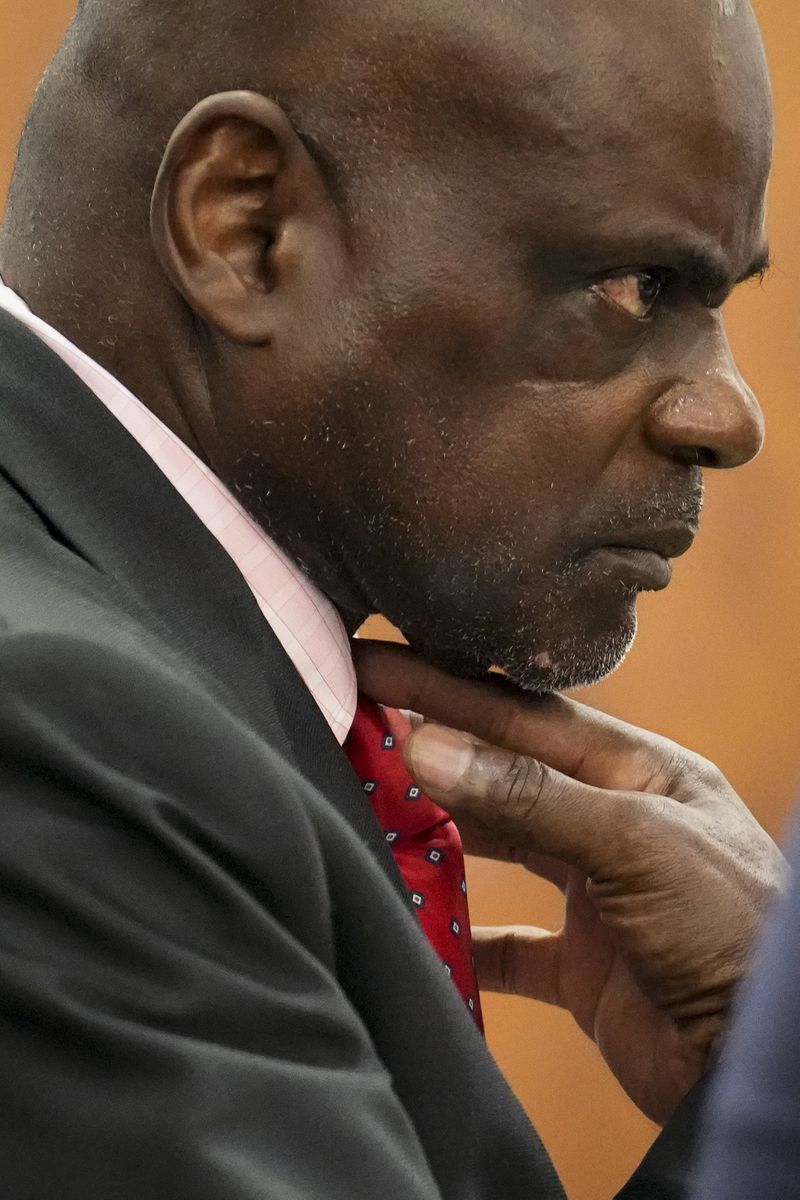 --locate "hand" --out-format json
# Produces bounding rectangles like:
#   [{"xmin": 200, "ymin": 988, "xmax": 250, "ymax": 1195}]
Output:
[{"xmin": 354, "ymin": 641, "xmax": 787, "ymax": 1125}]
